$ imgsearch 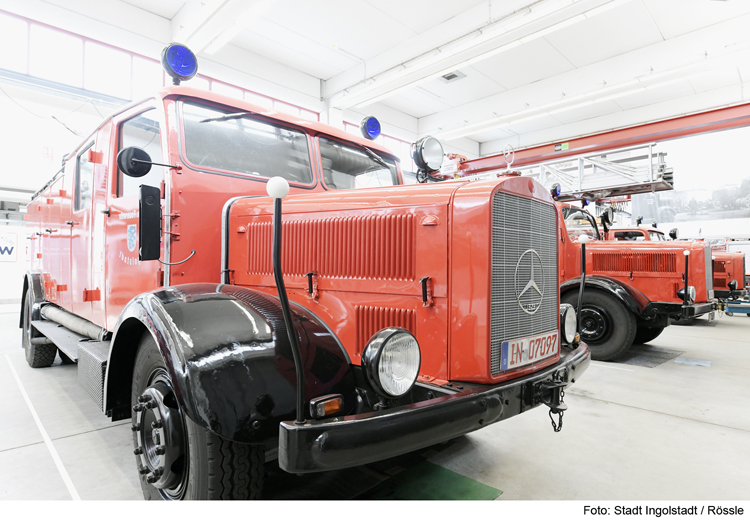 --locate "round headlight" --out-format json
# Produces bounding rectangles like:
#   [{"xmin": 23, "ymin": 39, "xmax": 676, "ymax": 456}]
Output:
[
  {"xmin": 560, "ymin": 303, "xmax": 577, "ymax": 344},
  {"xmin": 362, "ymin": 328, "xmax": 420, "ymax": 398},
  {"xmin": 688, "ymin": 286, "xmax": 696, "ymax": 302},
  {"xmin": 412, "ymin": 136, "xmax": 444, "ymax": 172}
]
